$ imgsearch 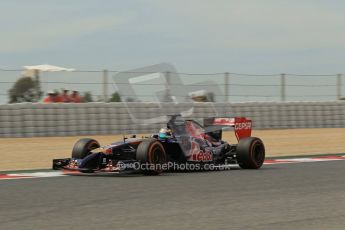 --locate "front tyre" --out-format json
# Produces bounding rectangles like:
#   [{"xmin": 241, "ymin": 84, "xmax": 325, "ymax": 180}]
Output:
[
  {"xmin": 71, "ymin": 138, "xmax": 100, "ymax": 159},
  {"xmin": 236, "ymin": 137, "xmax": 265, "ymax": 169},
  {"xmin": 136, "ymin": 139, "xmax": 167, "ymax": 175}
]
